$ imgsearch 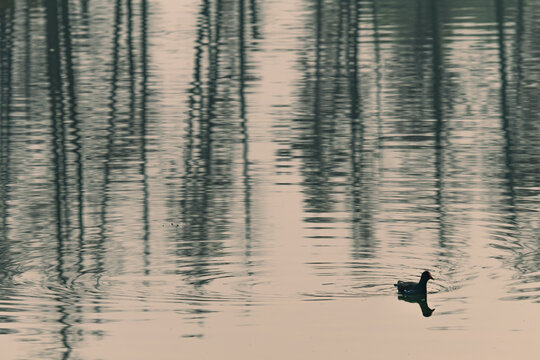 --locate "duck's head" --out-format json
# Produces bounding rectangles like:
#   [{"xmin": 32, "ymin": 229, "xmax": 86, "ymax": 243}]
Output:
[{"xmin": 421, "ymin": 270, "xmax": 434, "ymax": 282}]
